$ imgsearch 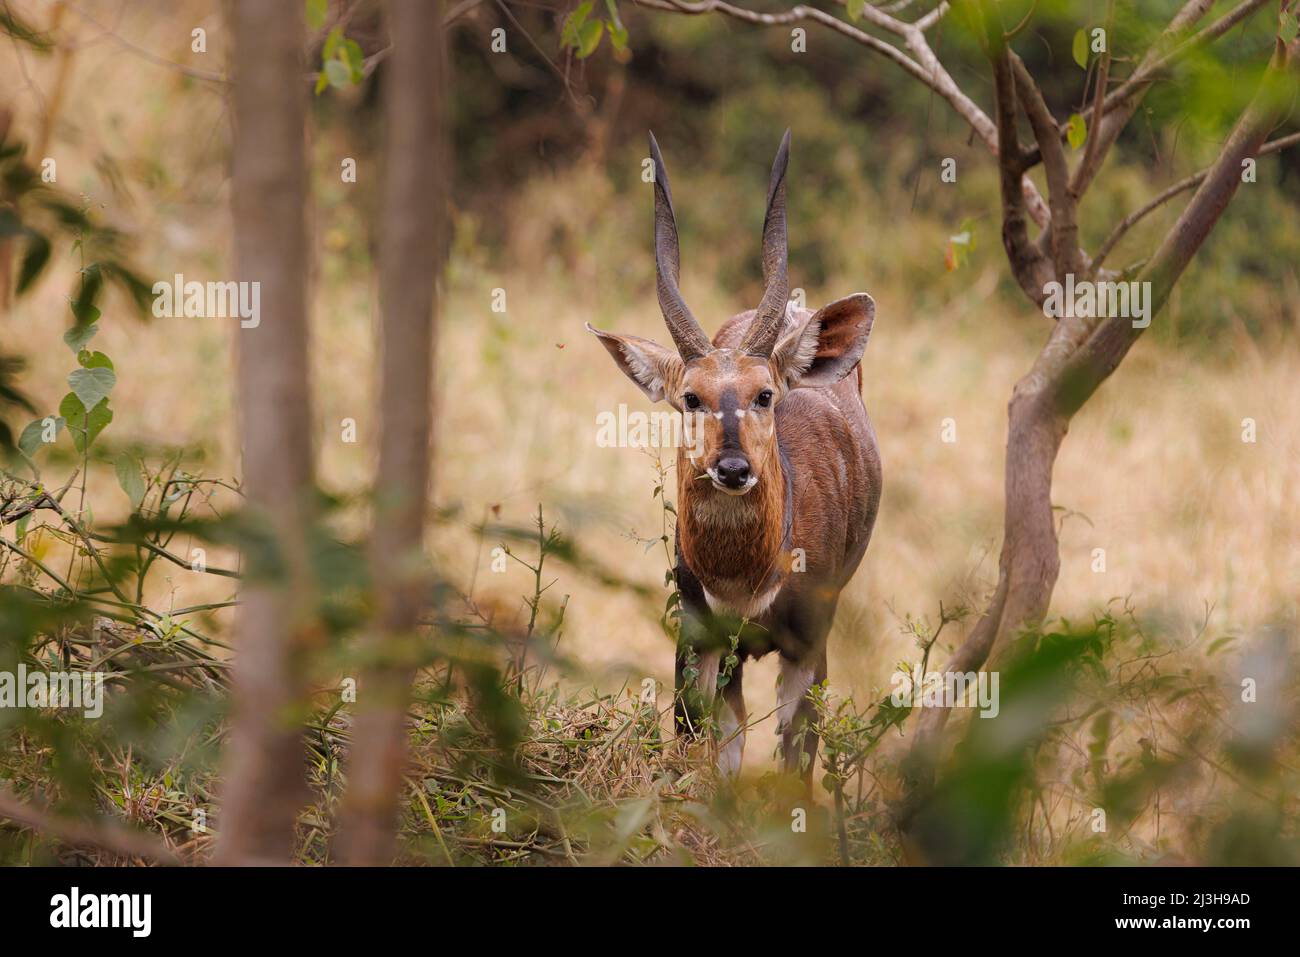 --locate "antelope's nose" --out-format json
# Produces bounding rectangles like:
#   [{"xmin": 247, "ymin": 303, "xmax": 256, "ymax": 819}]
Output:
[{"xmin": 715, "ymin": 456, "xmax": 751, "ymax": 489}]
